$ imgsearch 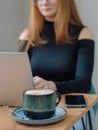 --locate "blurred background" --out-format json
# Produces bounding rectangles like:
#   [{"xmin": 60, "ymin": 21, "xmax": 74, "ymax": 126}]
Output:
[
  {"xmin": 0, "ymin": 0, "xmax": 98, "ymax": 129},
  {"xmin": 0, "ymin": 0, "xmax": 30, "ymax": 51}
]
